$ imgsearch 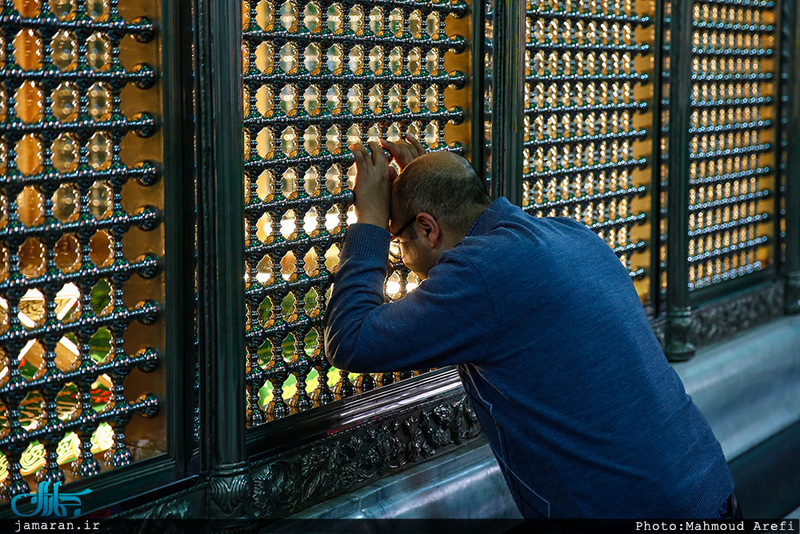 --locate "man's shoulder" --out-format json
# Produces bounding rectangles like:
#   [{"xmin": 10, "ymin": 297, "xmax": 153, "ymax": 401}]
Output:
[
  {"xmin": 465, "ymin": 208, "xmax": 597, "ymax": 250},
  {"xmin": 450, "ymin": 209, "xmax": 619, "ymax": 287},
  {"xmin": 446, "ymin": 223, "xmax": 533, "ymax": 276}
]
